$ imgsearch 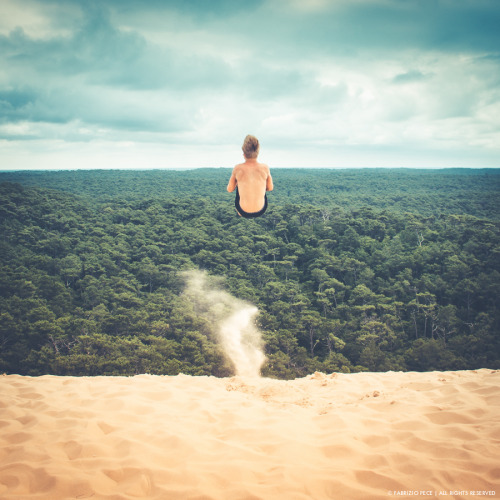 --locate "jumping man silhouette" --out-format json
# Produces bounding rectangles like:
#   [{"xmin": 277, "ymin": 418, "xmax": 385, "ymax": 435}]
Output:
[{"xmin": 227, "ymin": 135, "xmax": 273, "ymax": 218}]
